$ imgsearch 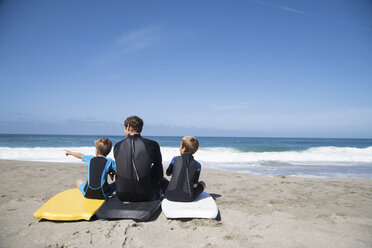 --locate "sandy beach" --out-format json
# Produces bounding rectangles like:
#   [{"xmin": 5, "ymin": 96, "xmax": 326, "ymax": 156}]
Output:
[{"xmin": 1, "ymin": 159, "xmax": 372, "ymax": 248}]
